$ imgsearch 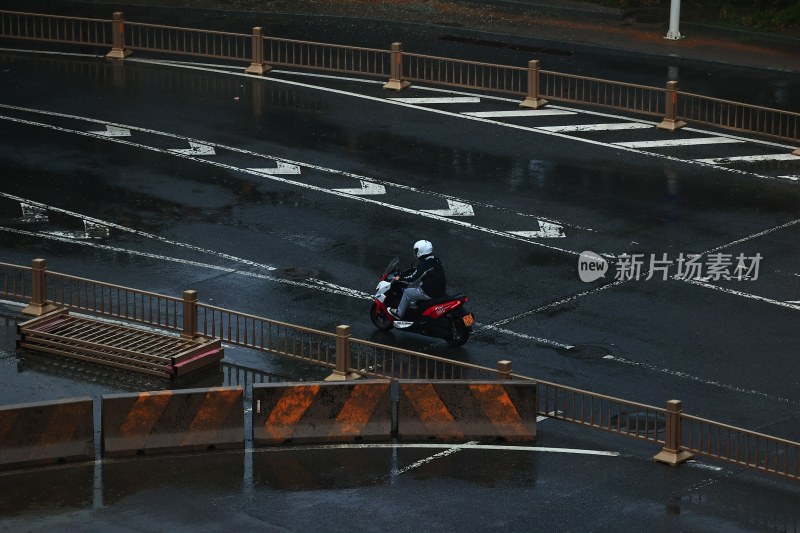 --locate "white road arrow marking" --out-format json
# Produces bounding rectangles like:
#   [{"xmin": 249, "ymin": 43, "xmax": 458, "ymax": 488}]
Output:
[
  {"xmin": 89, "ymin": 125, "xmax": 131, "ymax": 137},
  {"xmin": 169, "ymin": 141, "xmax": 216, "ymax": 156},
  {"xmin": 508, "ymin": 221, "xmax": 565, "ymax": 238},
  {"xmin": 421, "ymin": 199, "xmax": 474, "ymax": 217},
  {"xmin": 334, "ymin": 180, "xmax": 386, "ymax": 195},
  {"xmin": 694, "ymin": 153, "xmax": 800, "ymax": 164},
  {"xmin": 19, "ymin": 202, "xmax": 48, "ymax": 222},
  {"xmin": 463, "ymin": 109, "xmax": 576, "ymax": 118},
  {"xmin": 248, "ymin": 162, "xmax": 301, "ymax": 175},
  {"xmin": 615, "ymin": 137, "xmax": 743, "ymax": 148},
  {"xmin": 388, "ymin": 97, "xmax": 480, "ymax": 104}
]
